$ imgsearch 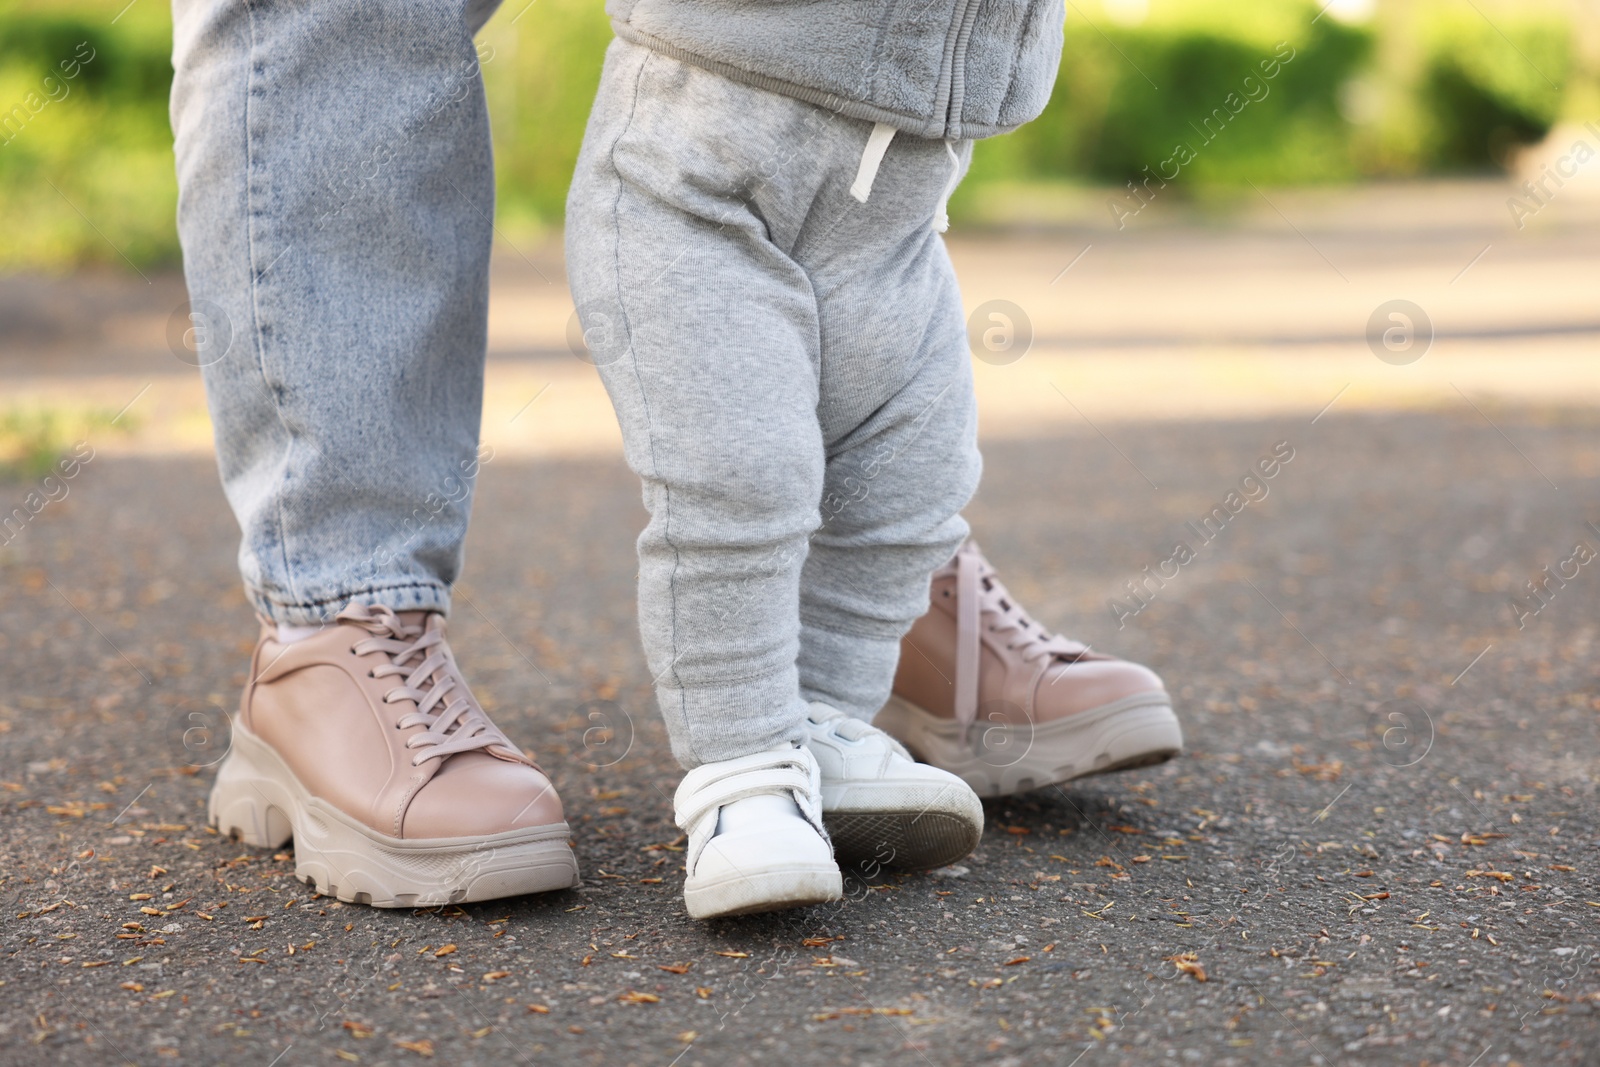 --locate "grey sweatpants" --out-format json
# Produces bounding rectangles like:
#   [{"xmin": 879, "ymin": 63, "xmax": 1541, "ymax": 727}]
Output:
[{"xmin": 565, "ymin": 38, "xmax": 982, "ymax": 769}]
